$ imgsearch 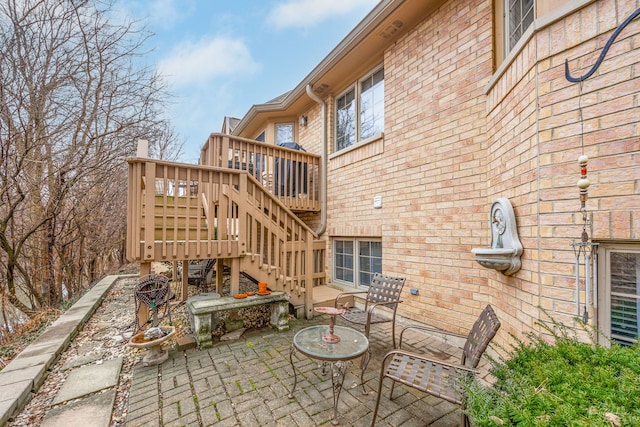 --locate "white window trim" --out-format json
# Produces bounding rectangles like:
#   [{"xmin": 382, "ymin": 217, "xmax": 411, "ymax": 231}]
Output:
[
  {"xmin": 328, "ymin": 132, "xmax": 383, "ymax": 161},
  {"xmin": 505, "ymin": 0, "xmax": 535, "ymax": 54},
  {"xmin": 333, "ymin": 238, "xmax": 382, "ymax": 289},
  {"xmin": 597, "ymin": 243, "xmax": 640, "ymax": 346},
  {"xmin": 334, "ymin": 65, "xmax": 384, "ymax": 153},
  {"xmin": 275, "ymin": 122, "xmax": 295, "ymax": 145},
  {"xmin": 485, "ymin": 0, "xmax": 596, "ymax": 95}
]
